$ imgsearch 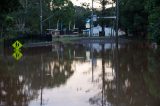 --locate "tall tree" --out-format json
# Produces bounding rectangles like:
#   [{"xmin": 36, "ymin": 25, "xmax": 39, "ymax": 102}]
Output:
[
  {"xmin": 0, "ymin": 0, "xmax": 21, "ymax": 36},
  {"xmin": 119, "ymin": 0, "xmax": 148, "ymax": 36},
  {"xmin": 0, "ymin": 0, "xmax": 21, "ymax": 13},
  {"xmin": 145, "ymin": 0, "xmax": 160, "ymax": 43}
]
